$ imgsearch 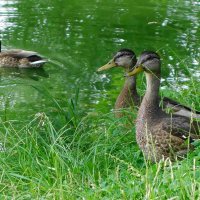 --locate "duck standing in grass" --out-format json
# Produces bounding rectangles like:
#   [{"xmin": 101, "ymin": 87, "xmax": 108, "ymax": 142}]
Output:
[
  {"xmin": 97, "ymin": 49, "xmax": 200, "ymax": 119},
  {"xmin": 98, "ymin": 49, "xmax": 140, "ymax": 118},
  {"xmin": 127, "ymin": 51, "xmax": 200, "ymax": 162},
  {"xmin": 0, "ymin": 41, "xmax": 46, "ymax": 68}
]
